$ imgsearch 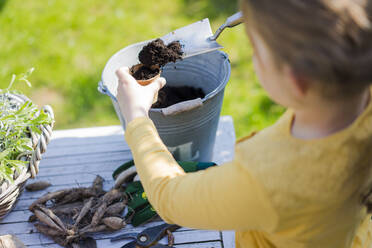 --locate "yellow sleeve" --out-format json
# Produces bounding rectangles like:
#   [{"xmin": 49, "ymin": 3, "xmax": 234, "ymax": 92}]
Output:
[
  {"xmin": 125, "ymin": 117, "xmax": 278, "ymax": 231},
  {"xmin": 352, "ymin": 214, "xmax": 372, "ymax": 248}
]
